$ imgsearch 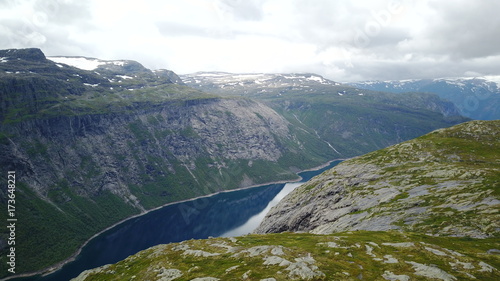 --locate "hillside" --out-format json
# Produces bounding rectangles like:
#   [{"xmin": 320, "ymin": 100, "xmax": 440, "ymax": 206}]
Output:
[
  {"xmin": 71, "ymin": 120, "xmax": 500, "ymax": 281},
  {"xmin": 349, "ymin": 77, "xmax": 500, "ymax": 120},
  {"xmin": 256, "ymin": 120, "xmax": 500, "ymax": 237}
]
